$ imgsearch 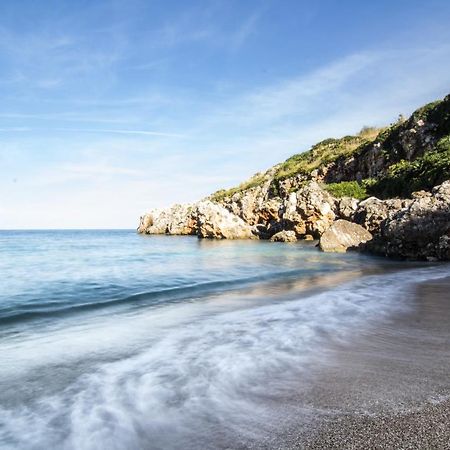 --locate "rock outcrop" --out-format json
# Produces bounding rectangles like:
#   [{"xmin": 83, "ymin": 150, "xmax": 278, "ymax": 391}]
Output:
[
  {"xmin": 138, "ymin": 204, "xmax": 197, "ymax": 235},
  {"xmin": 196, "ymin": 201, "xmax": 255, "ymax": 239},
  {"xmin": 138, "ymin": 94, "xmax": 450, "ymax": 260},
  {"xmin": 352, "ymin": 197, "xmax": 412, "ymax": 234},
  {"xmin": 323, "ymin": 95, "xmax": 450, "ymax": 184},
  {"xmin": 291, "ymin": 181, "xmax": 337, "ymax": 237},
  {"xmin": 366, "ymin": 181, "xmax": 450, "ymax": 260},
  {"xmin": 319, "ymin": 220, "xmax": 372, "ymax": 253},
  {"xmin": 337, "ymin": 197, "xmax": 359, "ymax": 221}
]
